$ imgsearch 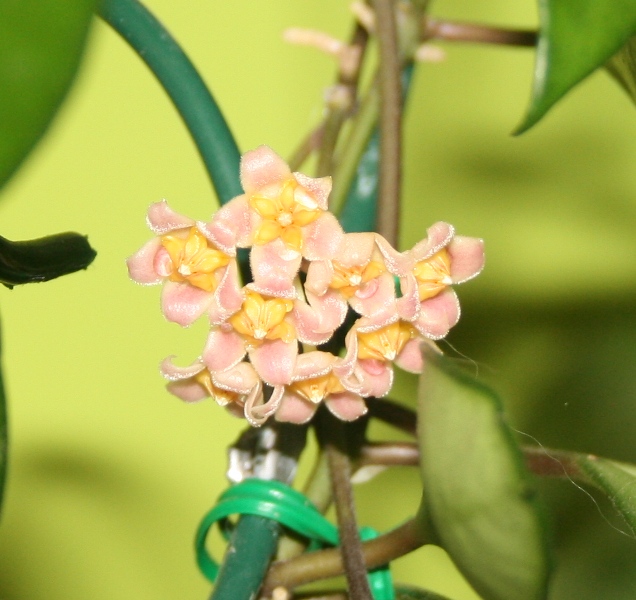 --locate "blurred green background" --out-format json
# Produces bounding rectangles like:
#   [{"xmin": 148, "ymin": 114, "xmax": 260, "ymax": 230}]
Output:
[{"xmin": 1, "ymin": 0, "xmax": 636, "ymax": 598}]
